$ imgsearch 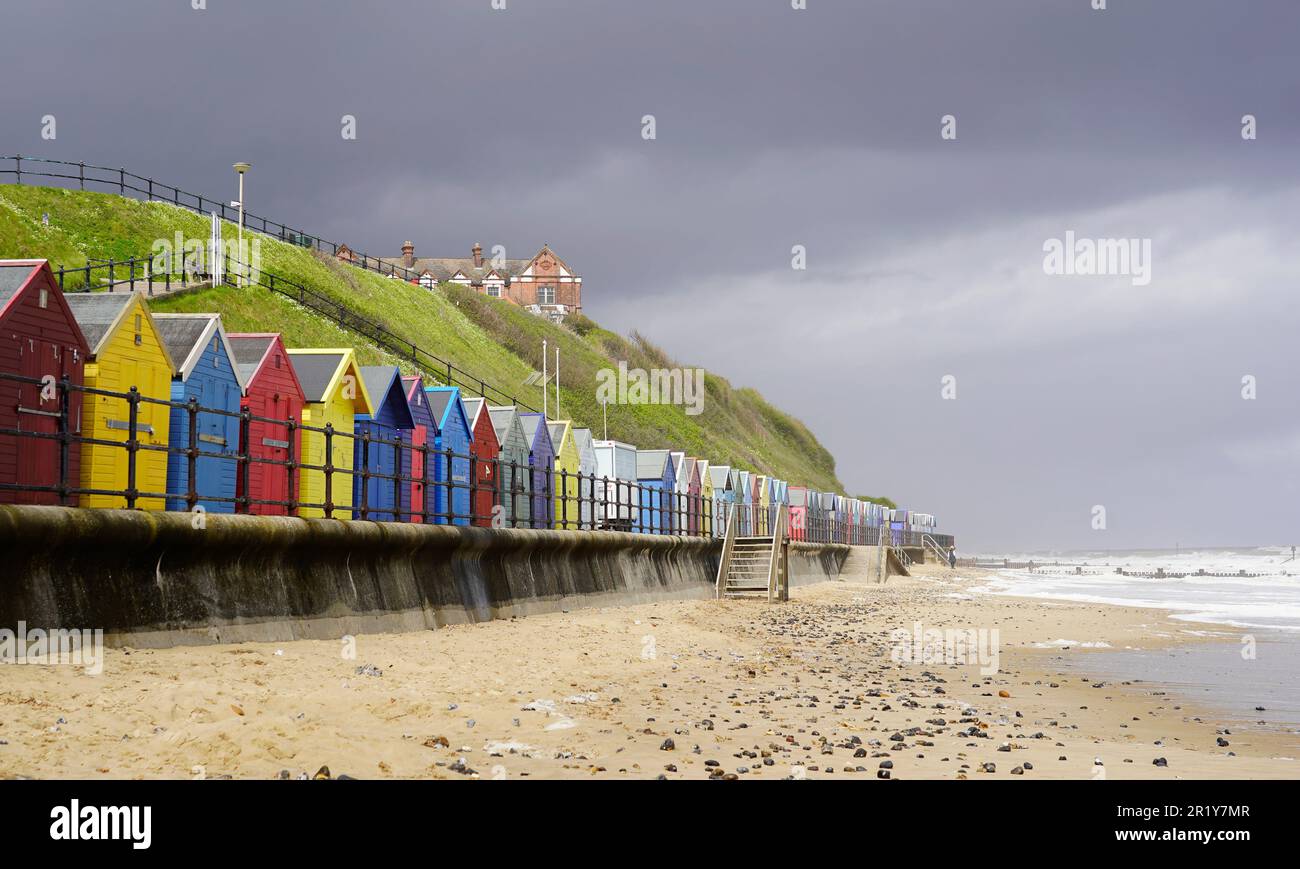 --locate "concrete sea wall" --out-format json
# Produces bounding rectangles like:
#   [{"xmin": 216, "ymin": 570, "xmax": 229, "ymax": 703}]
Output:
[
  {"xmin": 0, "ymin": 507, "xmax": 863, "ymax": 649},
  {"xmin": 0, "ymin": 506, "xmax": 732, "ymax": 648}
]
